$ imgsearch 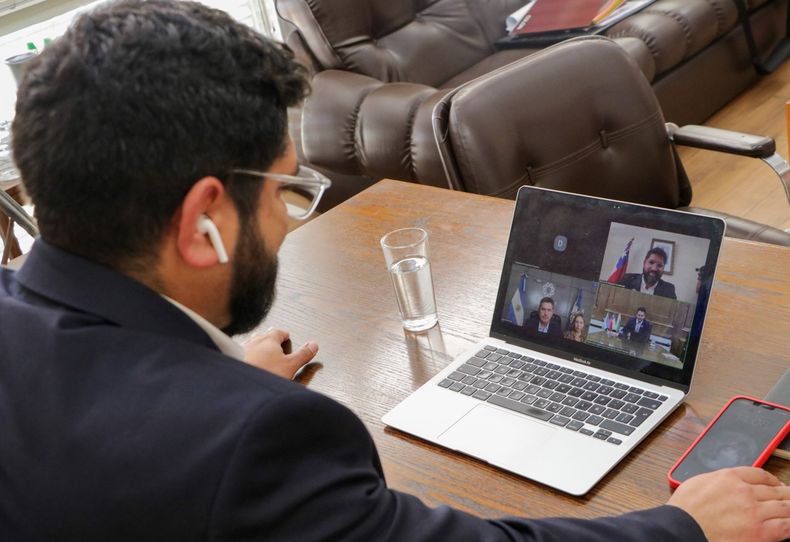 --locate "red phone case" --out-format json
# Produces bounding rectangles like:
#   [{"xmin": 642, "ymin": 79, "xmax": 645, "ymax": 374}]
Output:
[{"xmin": 667, "ymin": 395, "xmax": 790, "ymax": 489}]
